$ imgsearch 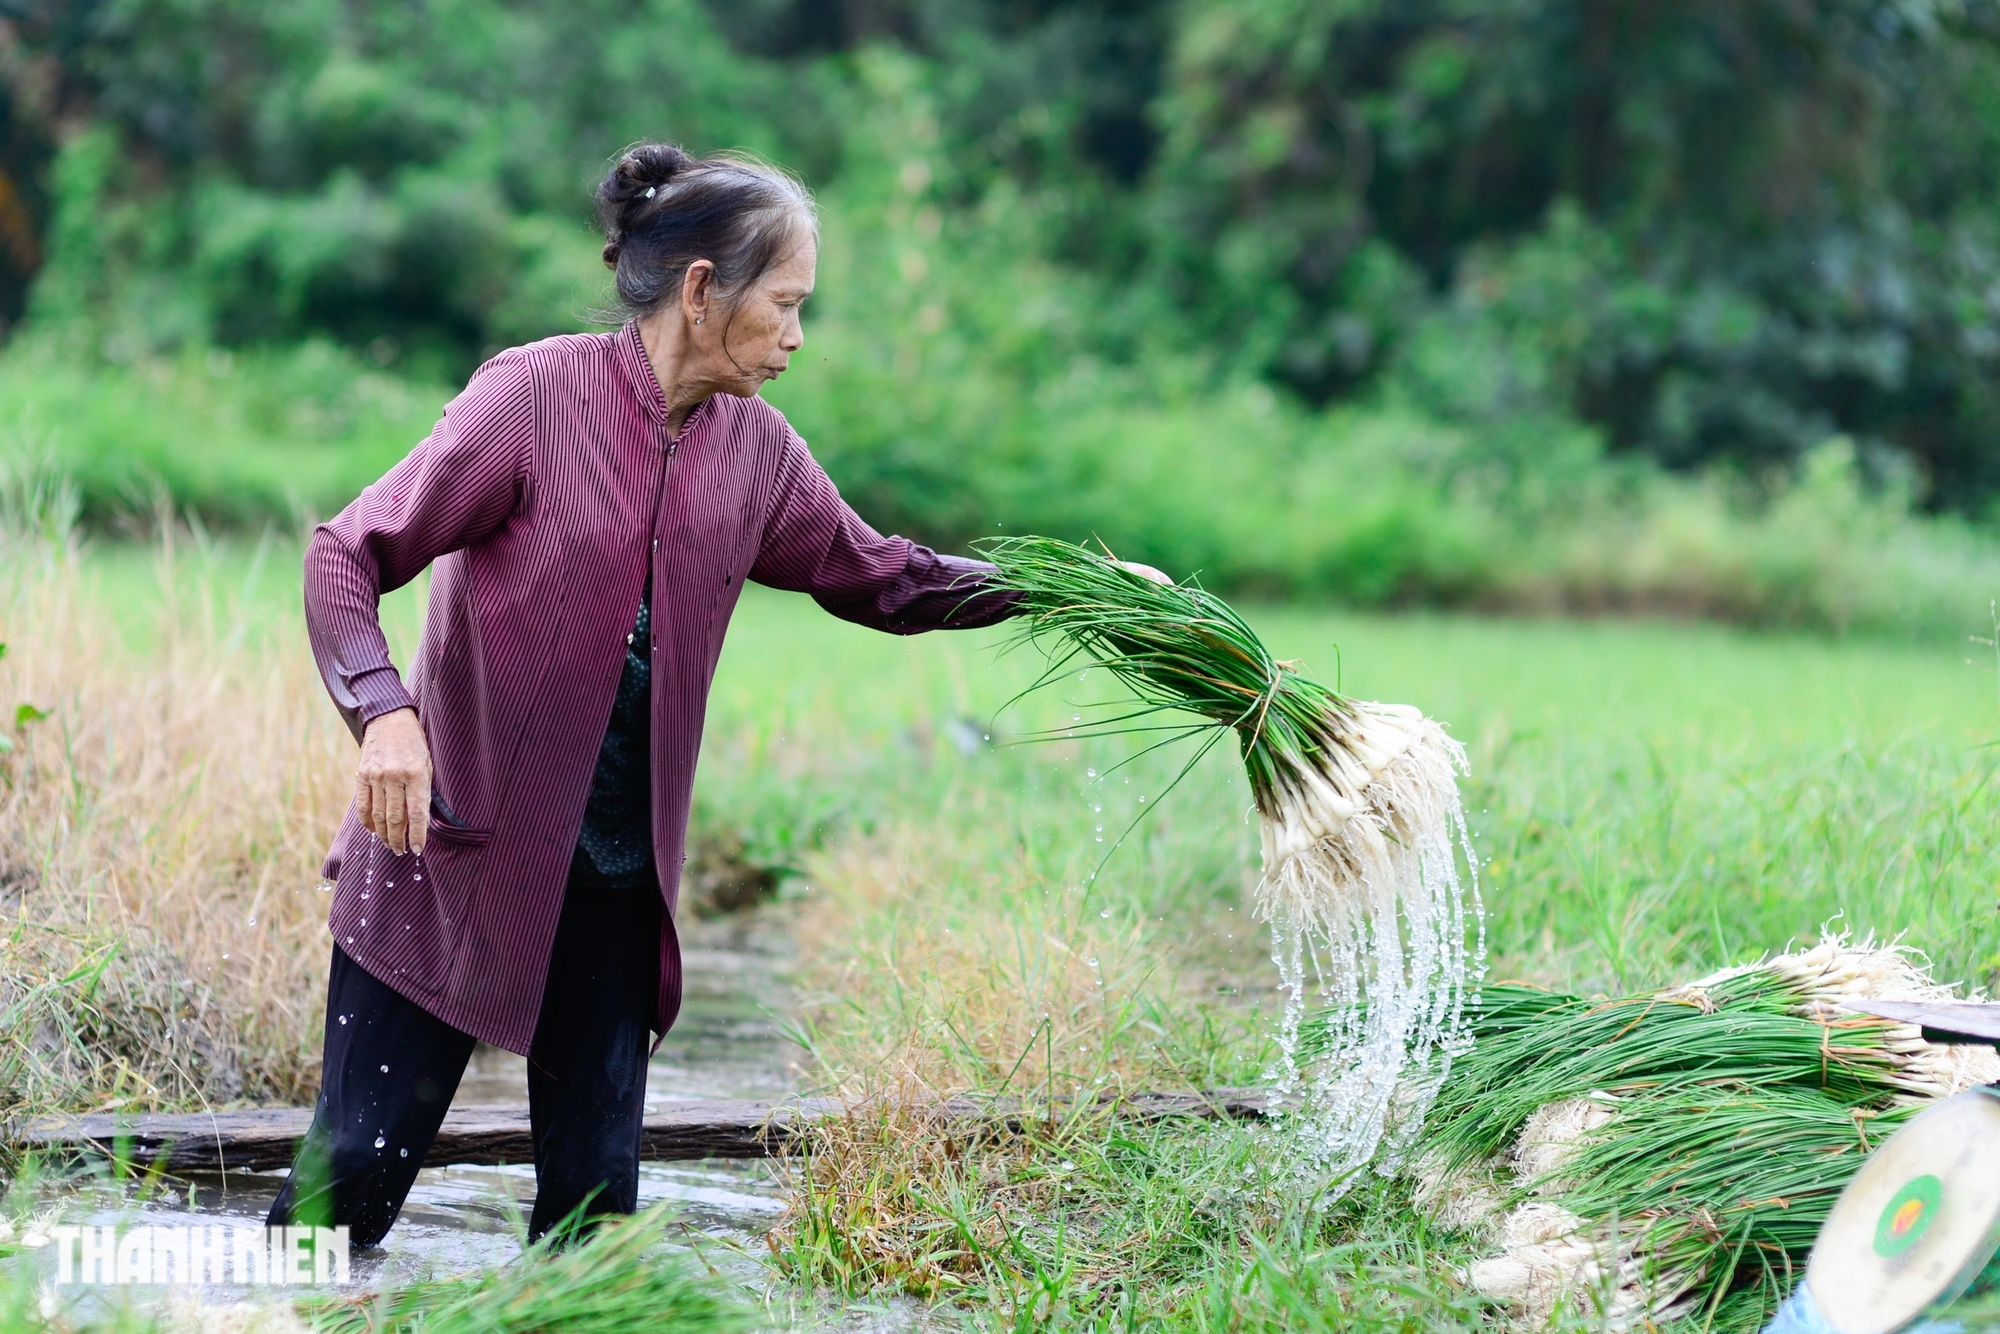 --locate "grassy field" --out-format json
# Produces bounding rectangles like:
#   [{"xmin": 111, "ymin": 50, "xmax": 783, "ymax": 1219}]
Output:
[
  {"xmin": 16, "ymin": 332, "xmax": 2000, "ymax": 643},
  {"xmin": 707, "ymin": 579, "xmax": 2000, "ymax": 994},
  {"xmin": 708, "ymin": 571, "xmax": 2000, "ymax": 1328},
  {"xmin": 4, "ymin": 530, "xmax": 2000, "ymax": 1329}
]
